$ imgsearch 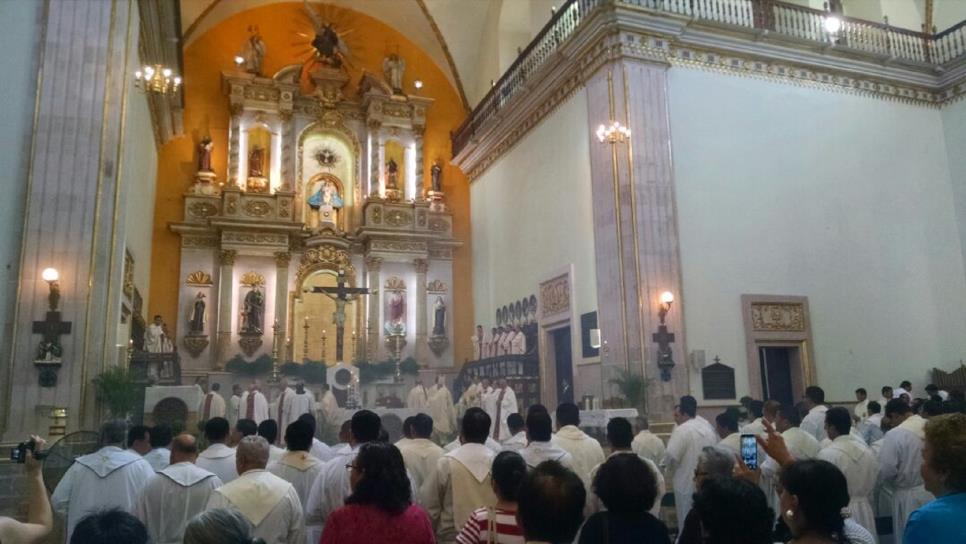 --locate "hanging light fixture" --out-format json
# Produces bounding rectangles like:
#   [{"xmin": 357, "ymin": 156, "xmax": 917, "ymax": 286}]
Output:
[{"xmin": 134, "ymin": 64, "xmax": 182, "ymax": 95}]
